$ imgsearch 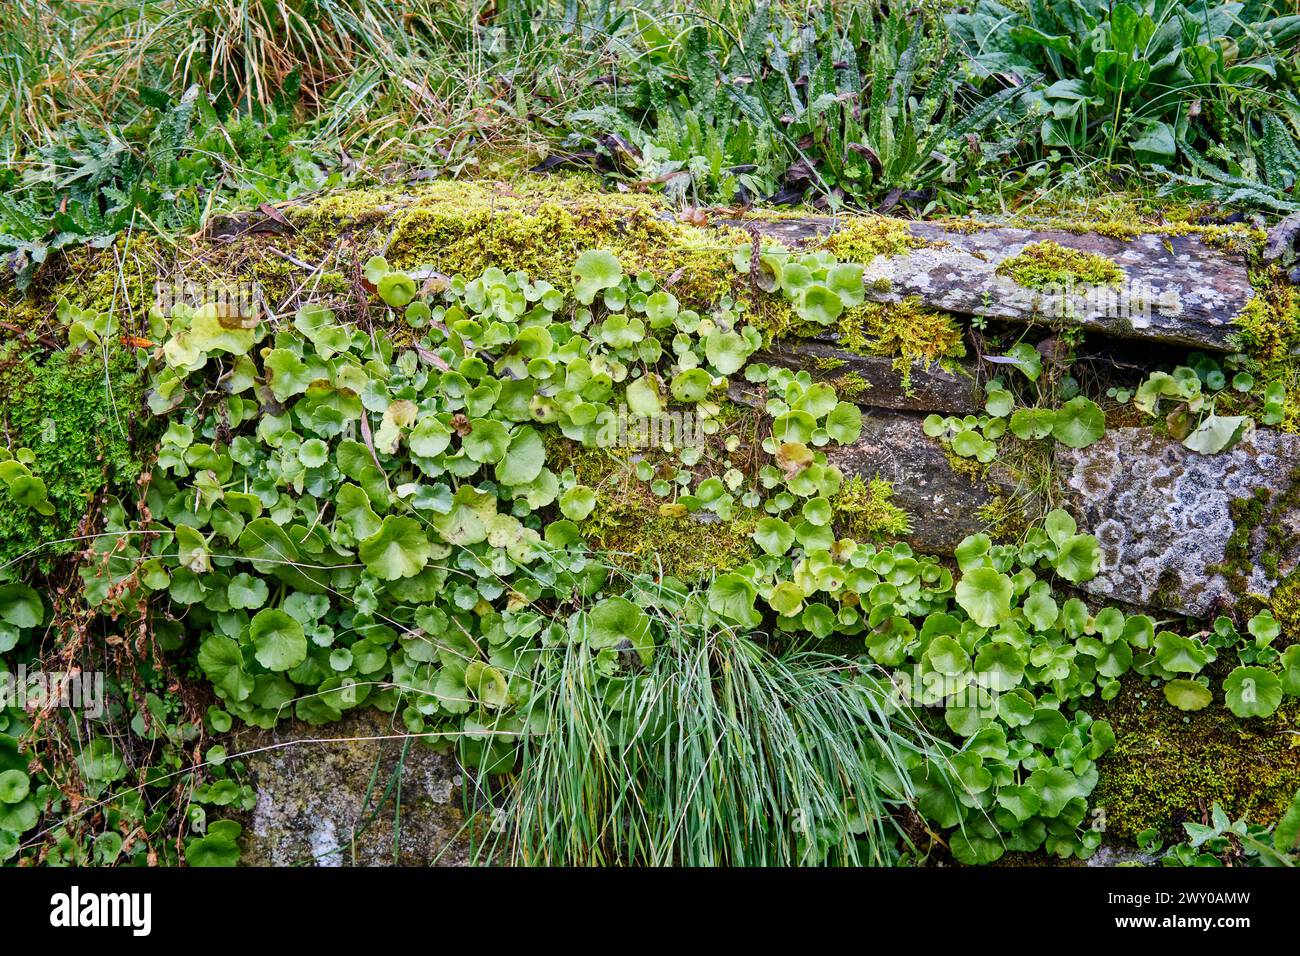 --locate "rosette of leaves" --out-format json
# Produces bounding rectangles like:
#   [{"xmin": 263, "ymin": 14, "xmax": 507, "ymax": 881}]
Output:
[
  {"xmin": 731, "ymin": 244, "xmax": 866, "ymax": 326},
  {"xmin": 1132, "ymin": 363, "xmax": 1258, "ymax": 455}
]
